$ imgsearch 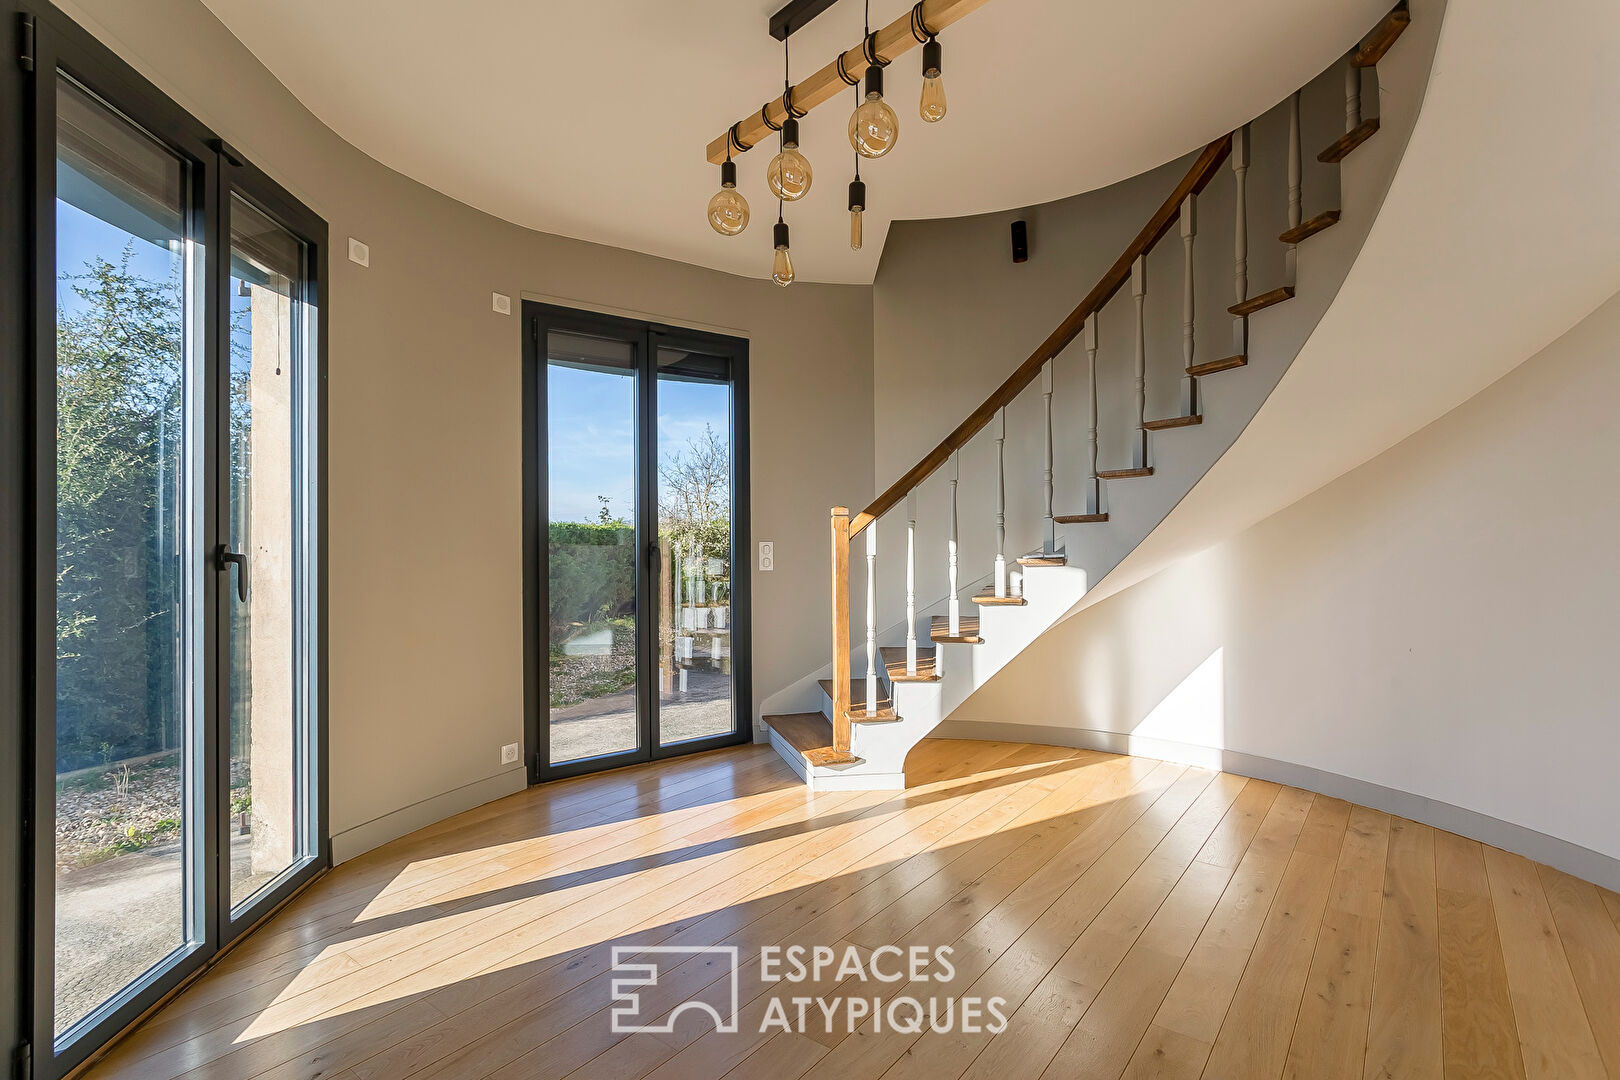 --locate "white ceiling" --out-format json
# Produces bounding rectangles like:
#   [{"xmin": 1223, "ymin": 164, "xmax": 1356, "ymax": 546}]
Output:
[{"xmin": 198, "ymin": 0, "xmax": 1388, "ymax": 284}]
